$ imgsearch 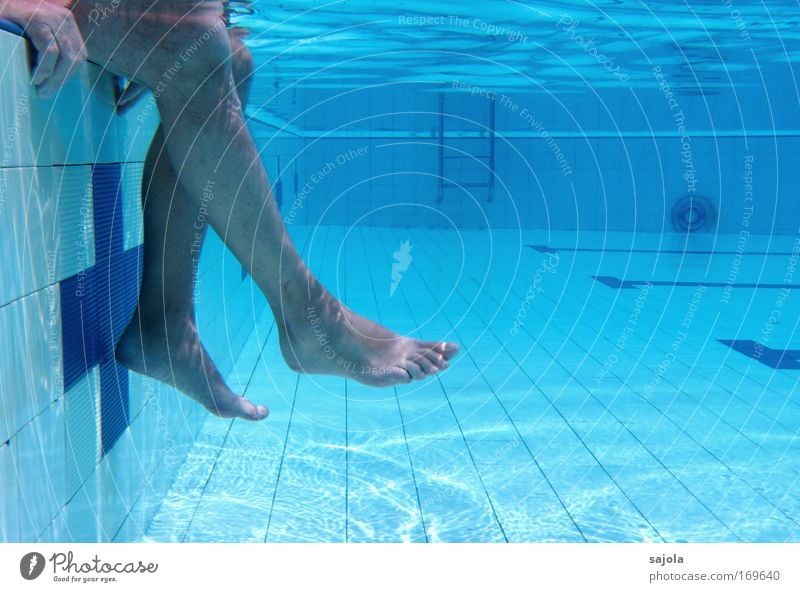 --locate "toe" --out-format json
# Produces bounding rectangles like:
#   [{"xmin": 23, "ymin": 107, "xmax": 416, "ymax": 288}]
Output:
[
  {"xmin": 439, "ymin": 342, "xmax": 459, "ymax": 360},
  {"xmin": 232, "ymin": 397, "xmax": 269, "ymax": 421},
  {"xmin": 423, "ymin": 348, "xmax": 447, "ymax": 369},
  {"xmin": 384, "ymin": 366, "xmax": 413, "ymax": 385},
  {"xmin": 374, "ymin": 367, "xmax": 413, "ymax": 387},
  {"xmin": 415, "ymin": 354, "xmax": 438, "ymax": 375},
  {"xmin": 422, "ymin": 340, "xmax": 445, "ymax": 352},
  {"xmin": 404, "ymin": 361, "xmax": 426, "ymax": 380}
]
